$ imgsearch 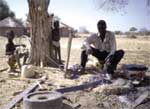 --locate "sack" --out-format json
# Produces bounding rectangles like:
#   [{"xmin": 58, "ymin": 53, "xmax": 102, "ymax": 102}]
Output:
[{"xmin": 21, "ymin": 65, "xmax": 36, "ymax": 78}]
